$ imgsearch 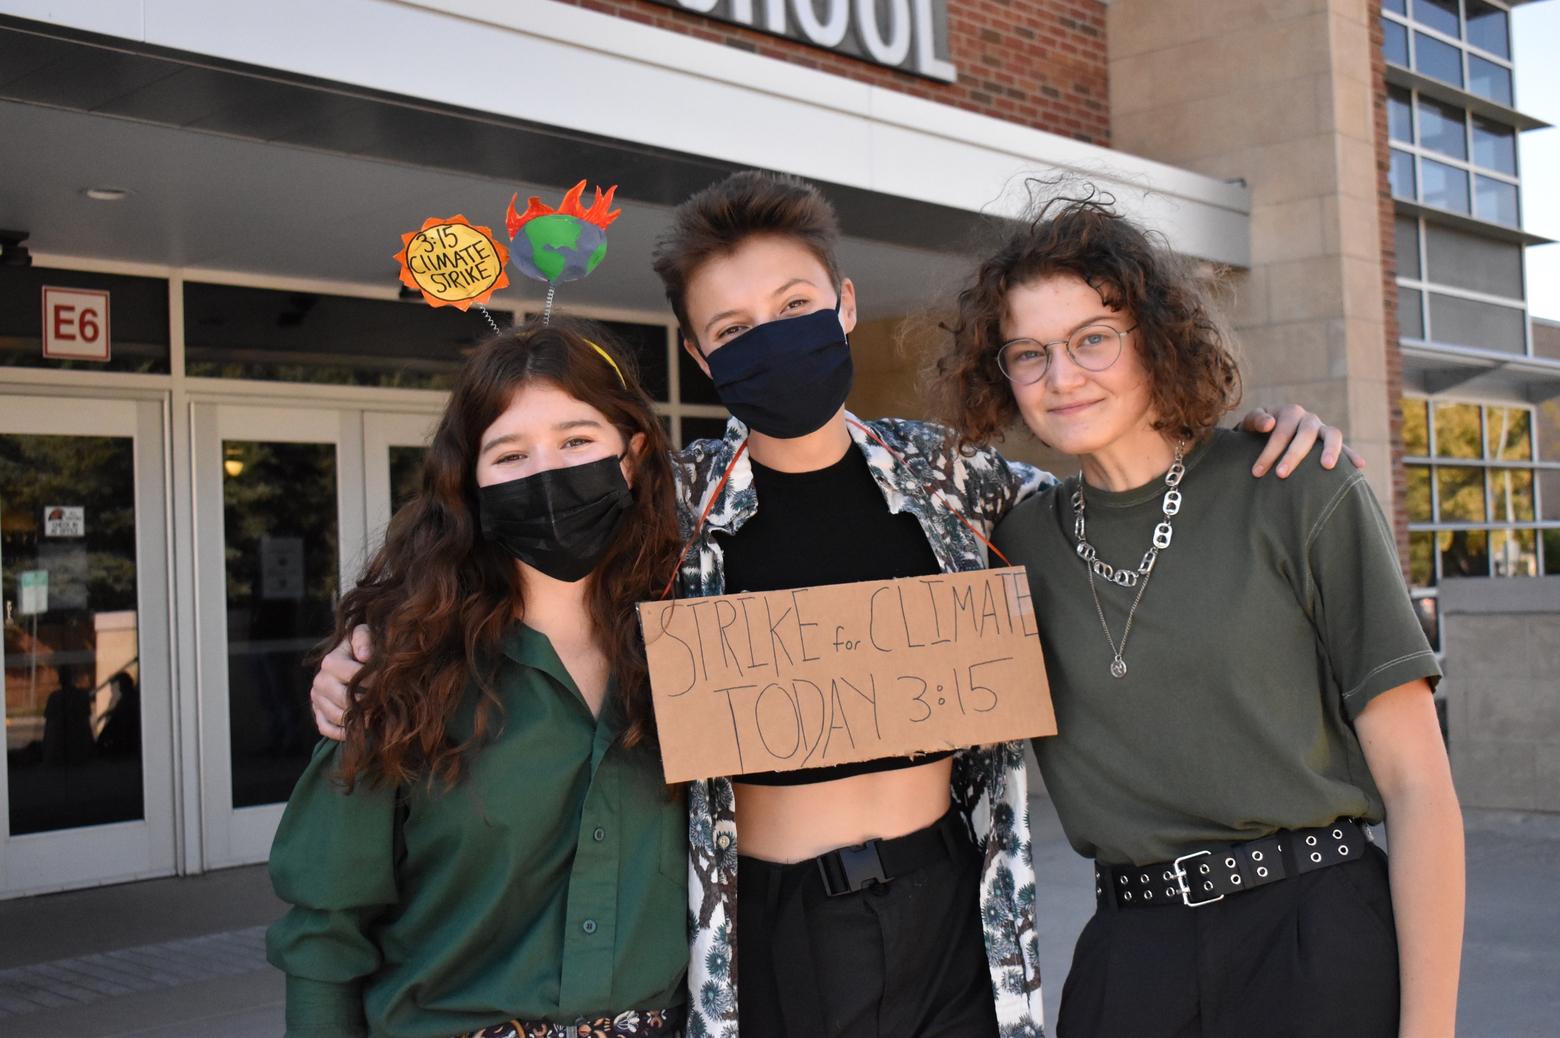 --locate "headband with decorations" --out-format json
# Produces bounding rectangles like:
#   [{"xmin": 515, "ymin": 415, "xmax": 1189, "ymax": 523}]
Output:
[{"xmin": 393, "ymin": 180, "xmax": 626, "ymax": 387}]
